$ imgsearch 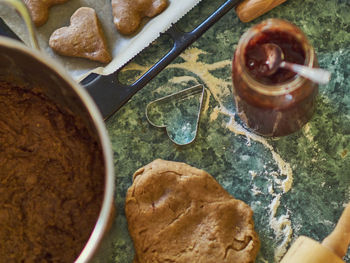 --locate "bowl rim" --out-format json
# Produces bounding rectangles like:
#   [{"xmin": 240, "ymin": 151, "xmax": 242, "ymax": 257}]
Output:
[{"xmin": 0, "ymin": 36, "xmax": 115, "ymax": 263}]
